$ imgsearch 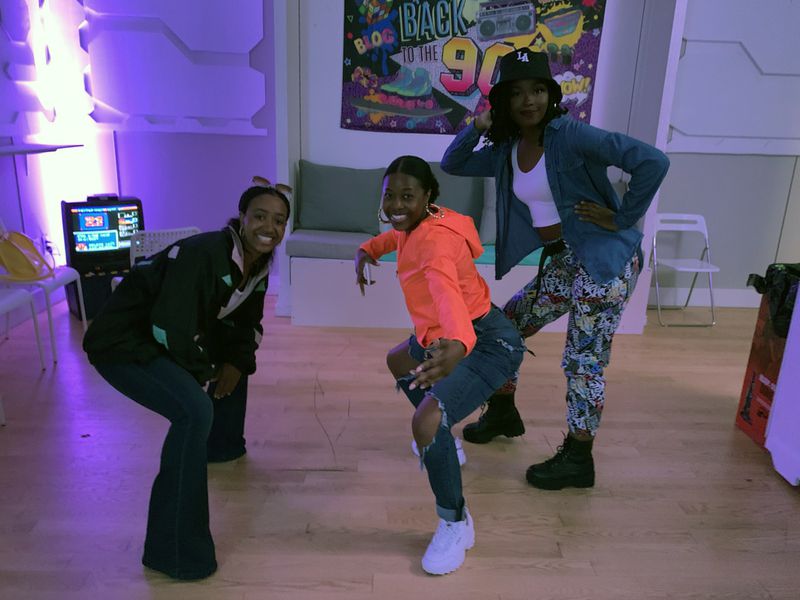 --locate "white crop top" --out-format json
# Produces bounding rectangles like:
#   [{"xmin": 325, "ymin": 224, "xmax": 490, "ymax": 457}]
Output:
[{"xmin": 512, "ymin": 140, "xmax": 561, "ymax": 228}]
